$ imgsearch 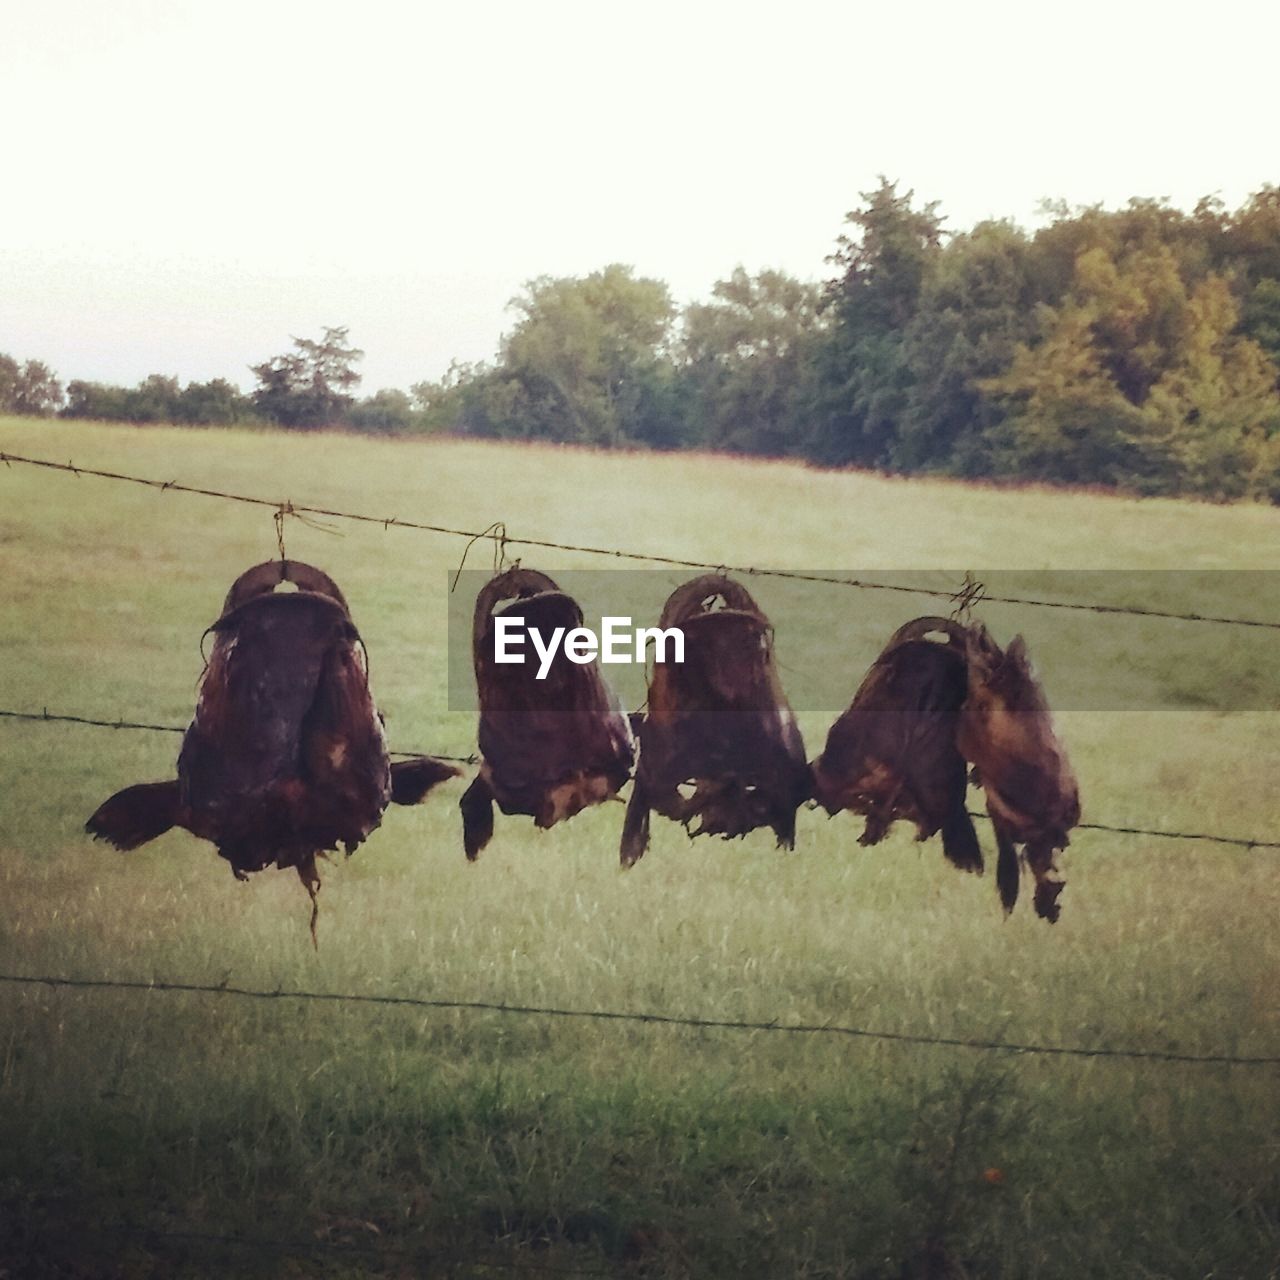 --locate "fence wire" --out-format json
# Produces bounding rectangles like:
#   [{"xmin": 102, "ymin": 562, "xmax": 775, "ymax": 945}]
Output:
[
  {"xmin": 2, "ymin": 973, "xmax": 1276, "ymax": 1066},
  {"xmin": 2, "ymin": 704, "xmax": 1276, "ymax": 851},
  {"xmin": 3, "ymin": 448, "xmax": 1277, "ymax": 631}
]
